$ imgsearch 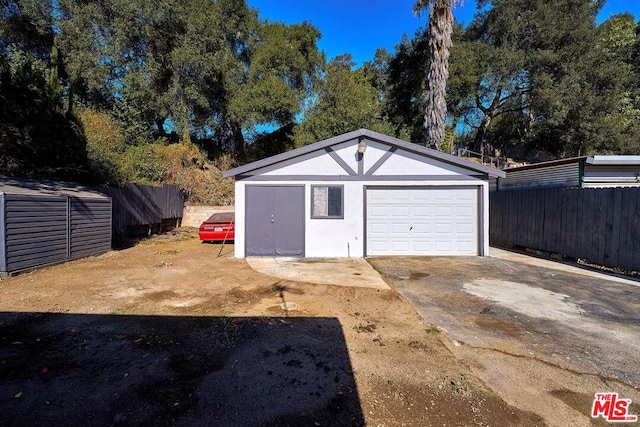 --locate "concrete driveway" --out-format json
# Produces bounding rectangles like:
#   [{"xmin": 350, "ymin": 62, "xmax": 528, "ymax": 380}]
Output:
[
  {"xmin": 368, "ymin": 251, "xmax": 640, "ymax": 425},
  {"xmin": 246, "ymin": 257, "xmax": 390, "ymax": 290}
]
